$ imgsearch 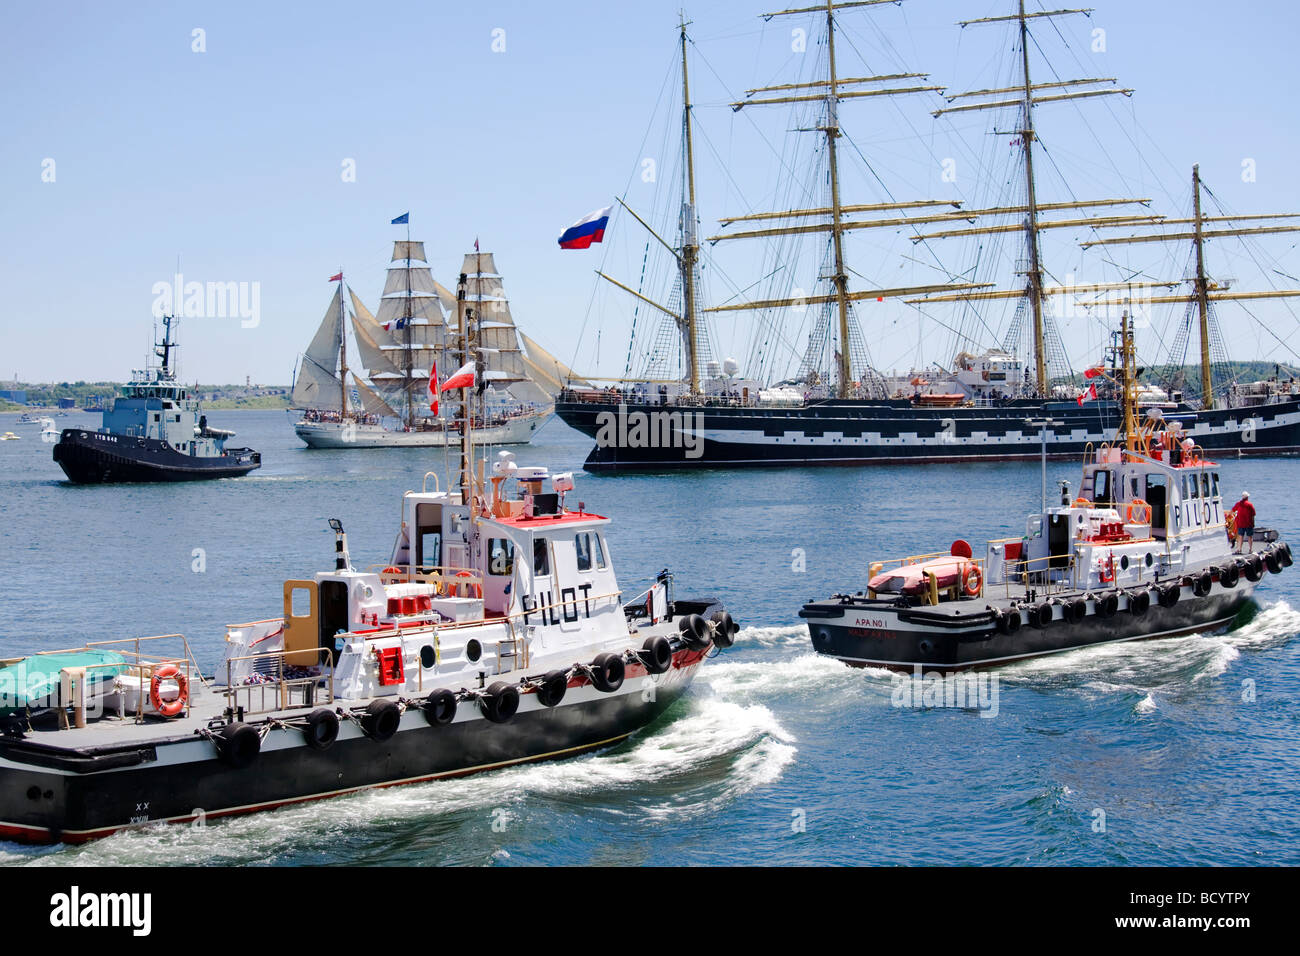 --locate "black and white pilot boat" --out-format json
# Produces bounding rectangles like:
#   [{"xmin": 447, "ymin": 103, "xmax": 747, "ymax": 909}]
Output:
[
  {"xmin": 0, "ymin": 274, "xmax": 738, "ymax": 844},
  {"xmin": 800, "ymin": 318, "xmax": 1292, "ymax": 671}
]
